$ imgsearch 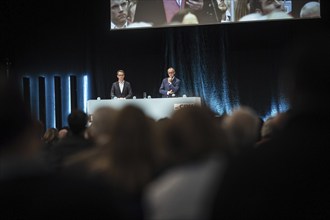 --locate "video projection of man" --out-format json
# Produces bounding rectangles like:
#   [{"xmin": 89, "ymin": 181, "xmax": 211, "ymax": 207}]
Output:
[{"xmin": 110, "ymin": 0, "xmax": 321, "ymax": 30}]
